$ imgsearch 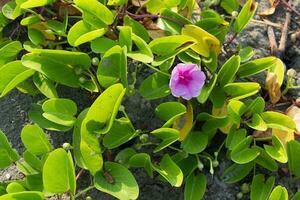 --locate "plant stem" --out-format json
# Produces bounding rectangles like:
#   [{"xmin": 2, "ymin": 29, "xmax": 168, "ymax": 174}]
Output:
[
  {"xmin": 75, "ymin": 186, "xmax": 95, "ymax": 199},
  {"xmin": 254, "ymin": 136, "xmax": 272, "ymax": 141},
  {"xmin": 144, "ymin": 63, "xmax": 170, "ymax": 77}
]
